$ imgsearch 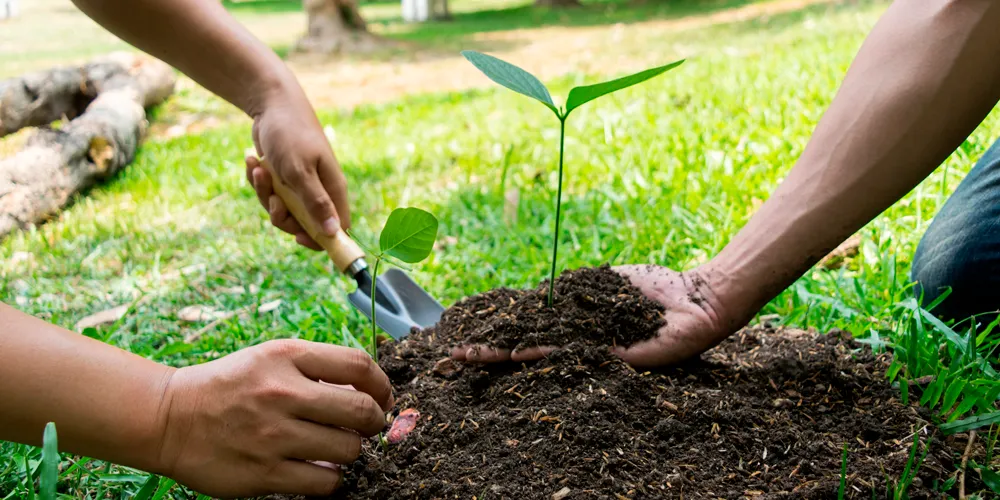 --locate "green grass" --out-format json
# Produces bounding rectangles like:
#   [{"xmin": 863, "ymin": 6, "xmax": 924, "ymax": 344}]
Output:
[{"xmin": 3, "ymin": 0, "xmax": 1000, "ymax": 497}]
